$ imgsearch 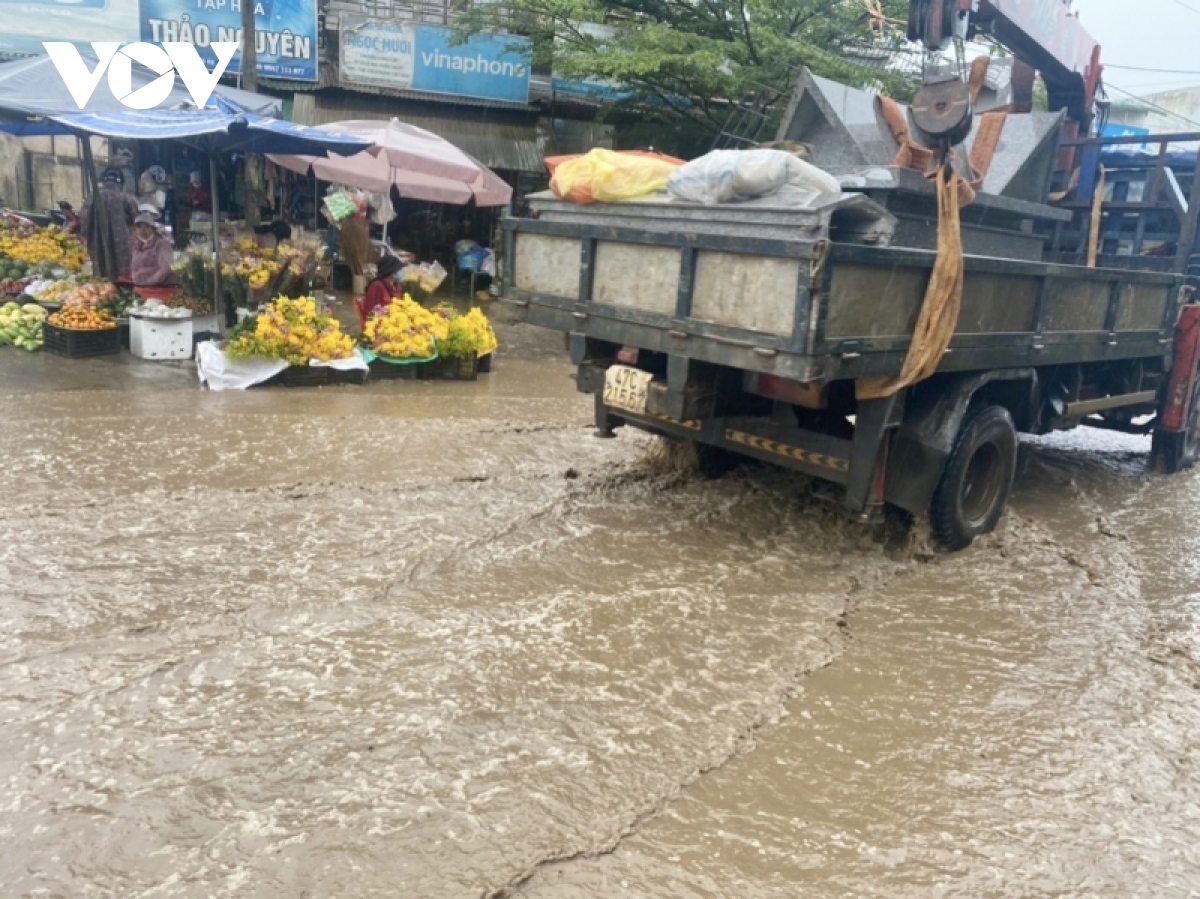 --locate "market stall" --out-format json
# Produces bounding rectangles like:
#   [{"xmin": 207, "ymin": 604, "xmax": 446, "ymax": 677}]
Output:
[
  {"xmin": 0, "ymin": 203, "xmax": 500, "ymax": 385},
  {"xmin": 0, "ymin": 108, "xmax": 370, "ymax": 324},
  {"xmin": 0, "ymin": 81, "xmax": 505, "ymax": 384},
  {"xmin": 268, "ymin": 118, "xmax": 512, "ymax": 299}
]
